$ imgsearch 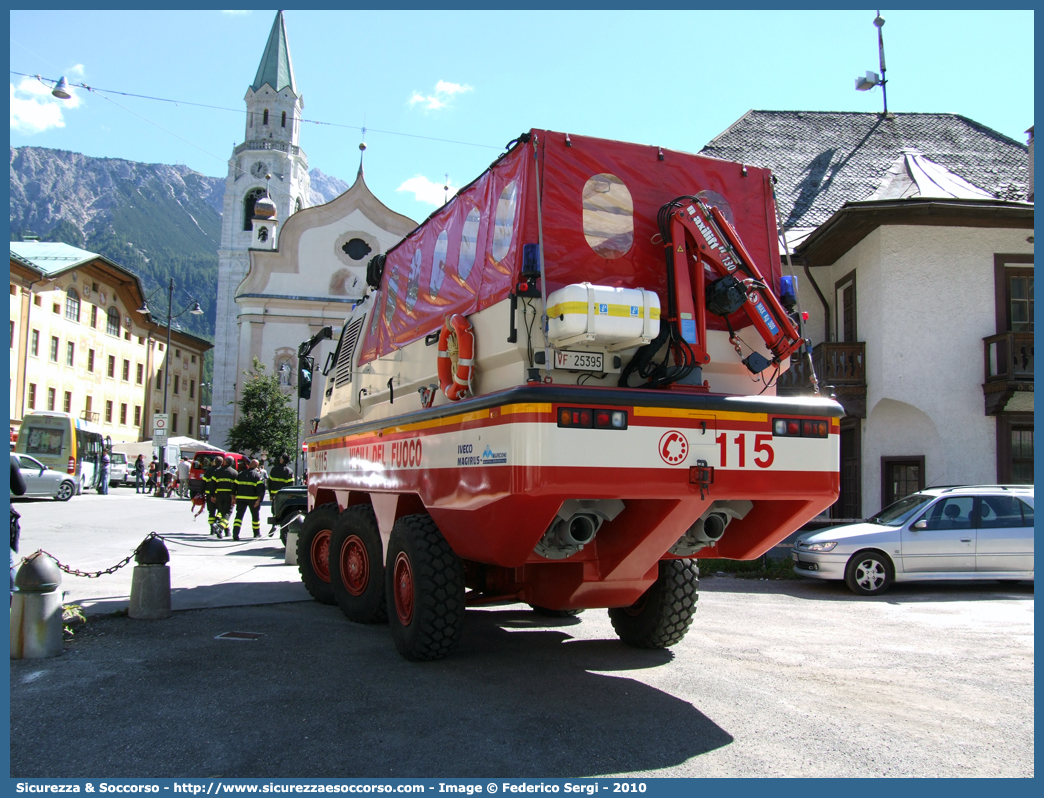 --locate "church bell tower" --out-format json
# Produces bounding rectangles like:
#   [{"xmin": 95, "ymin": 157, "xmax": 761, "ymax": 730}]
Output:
[{"xmin": 210, "ymin": 10, "xmax": 310, "ymax": 448}]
